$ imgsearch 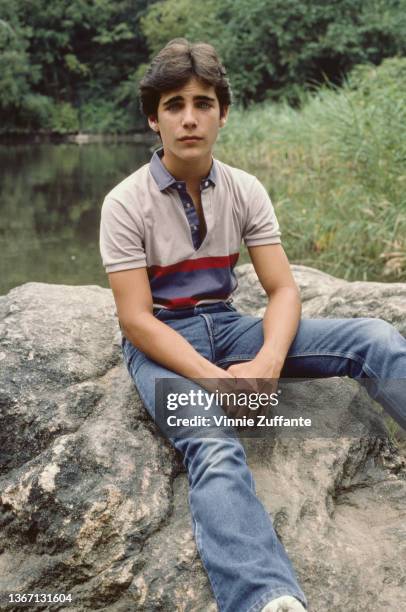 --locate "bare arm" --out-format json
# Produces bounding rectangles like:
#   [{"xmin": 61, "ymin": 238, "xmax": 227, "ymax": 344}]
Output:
[
  {"xmin": 227, "ymin": 244, "xmax": 301, "ymax": 379},
  {"xmin": 108, "ymin": 268, "xmax": 233, "ymax": 381}
]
